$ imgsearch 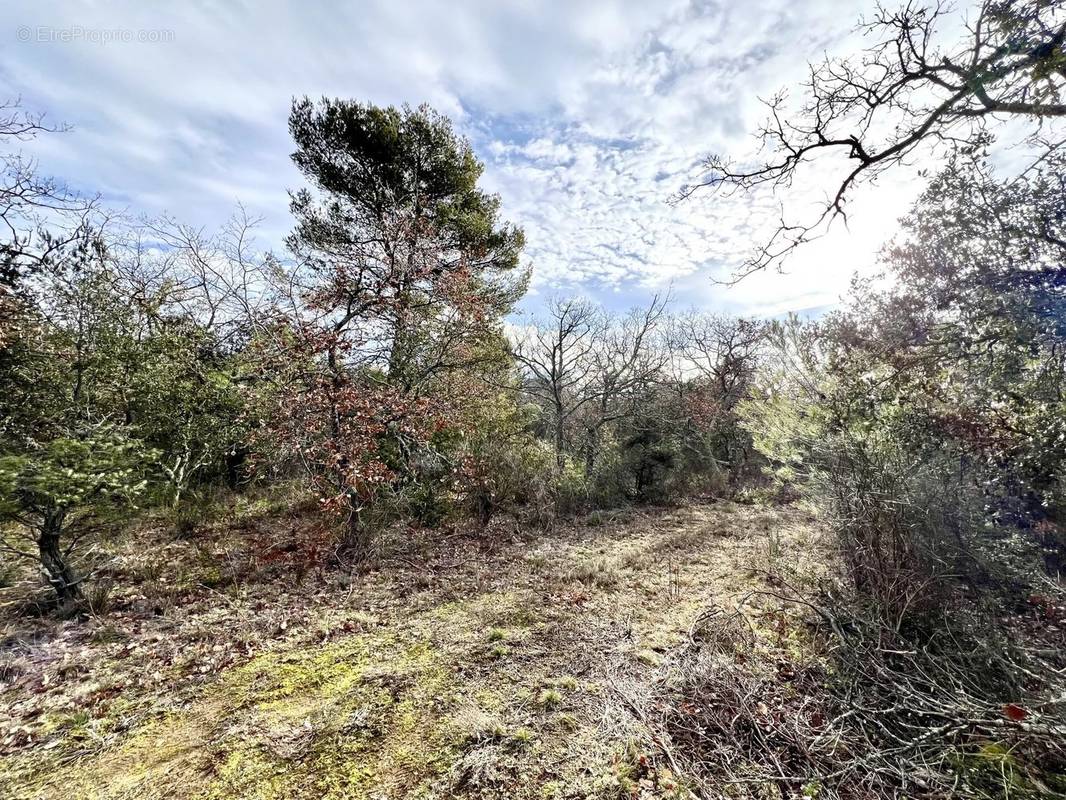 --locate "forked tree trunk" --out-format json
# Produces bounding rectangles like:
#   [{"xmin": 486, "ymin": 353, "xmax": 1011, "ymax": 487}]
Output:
[{"xmin": 37, "ymin": 508, "xmax": 80, "ymax": 601}]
